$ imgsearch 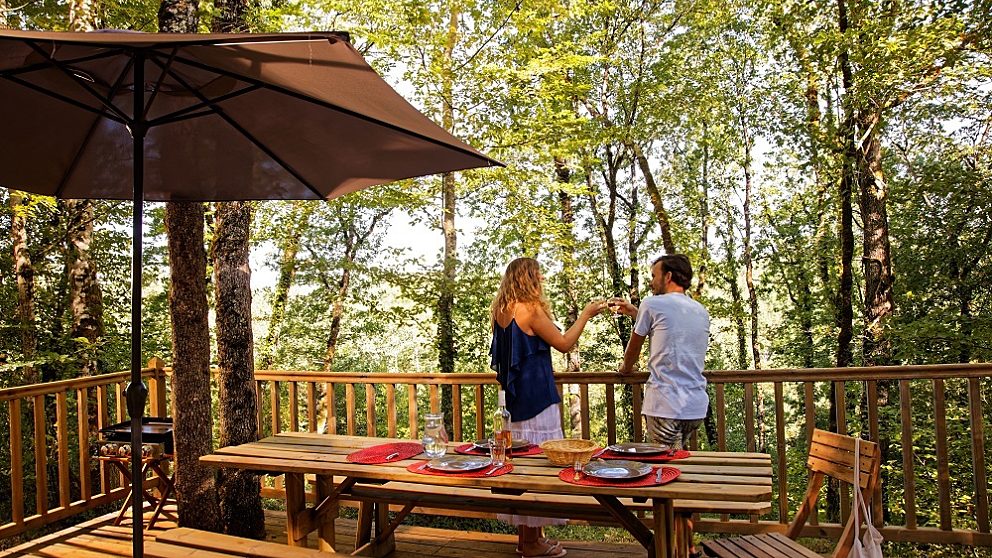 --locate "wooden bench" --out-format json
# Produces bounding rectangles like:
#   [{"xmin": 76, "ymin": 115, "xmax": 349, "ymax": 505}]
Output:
[
  {"xmin": 702, "ymin": 429, "xmax": 881, "ymax": 558},
  {"xmin": 145, "ymin": 527, "xmax": 331, "ymax": 558},
  {"xmin": 338, "ymin": 481, "xmax": 772, "ymax": 525}
]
